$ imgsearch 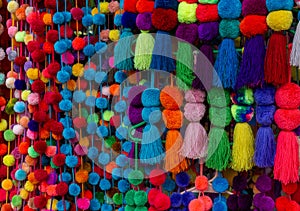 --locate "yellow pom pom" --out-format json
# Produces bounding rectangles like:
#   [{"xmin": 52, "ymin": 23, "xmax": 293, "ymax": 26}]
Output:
[
  {"xmin": 7, "ymin": 1, "xmax": 19, "ymax": 13},
  {"xmin": 3, "ymin": 154, "xmax": 15, "ymax": 167},
  {"xmin": 24, "ymin": 181, "xmax": 34, "ymax": 192},
  {"xmin": 40, "ymin": 74, "xmax": 49, "ymax": 83},
  {"xmin": 21, "ymin": 90, "xmax": 31, "ymax": 101},
  {"xmin": 43, "ymin": 13, "xmax": 52, "ymax": 25},
  {"xmin": 20, "ymin": 188, "xmax": 29, "ymax": 200},
  {"xmin": 26, "ymin": 68, "xmax": 39, "ymax": 80},
  {"xmin": 2, "ymin": 179, "xmax": 13, "ymax": 191},
  {"xmin": 85, "ymin": 89, "xmax": 97, "ymax": 97},
  {"xmin": 91, "ymin": 7, "xmax": 99, "ymax": 16},
  {"xmin": 72, "ymin": 63, "xmax": 84, "ymax": 77},
  {"xmin": 266, "ymin": 10, "xmax": 293, "ymax": 31},
  {"xmin": 100, "ymin": 2, "xmax": 109, "ymax": 14},
  {"xmin": 109, "ymin": 29, "xmax": 120, "ymax": 42},
  {"xmin": 0, "ymin": 119, "xmax": 8, "ymax": 131},
  {"xmin": 24, "ymin": 34, "xmax": 33, "ymax": 45},
  {"xmin": 79, "ymin": 137, "xmax": 89, "ymax": 147},
  {"xmin": 67, "ymin": 80, "xmax": 77, "ymax": 91},
  {"xmin": 15, "ymin": 31, "xmax": 26, "ymax": 42},
  {"xmin": 46, "ymin": 198, "xmax": 58, "ymax": 210}
]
